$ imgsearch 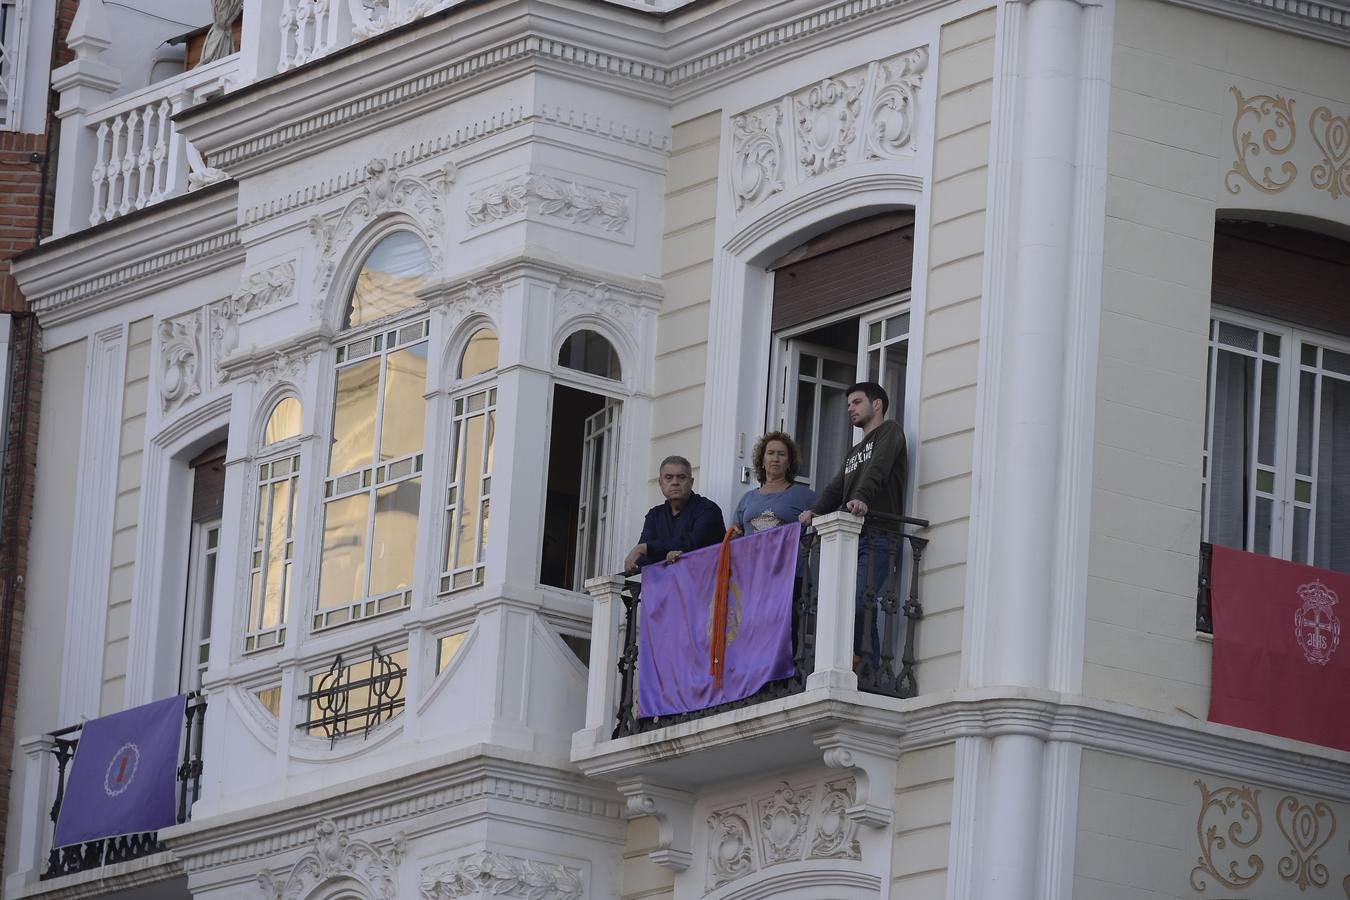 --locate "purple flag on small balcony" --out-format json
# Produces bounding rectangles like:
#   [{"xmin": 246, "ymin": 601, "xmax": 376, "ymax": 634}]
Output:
[
  {"xmin": 638, "ymin": 524, "xmax": 799, "ymax": 717},
  {"xmin": 54, "ymin": 694, "xmax": 186, "ymax": 847}
]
